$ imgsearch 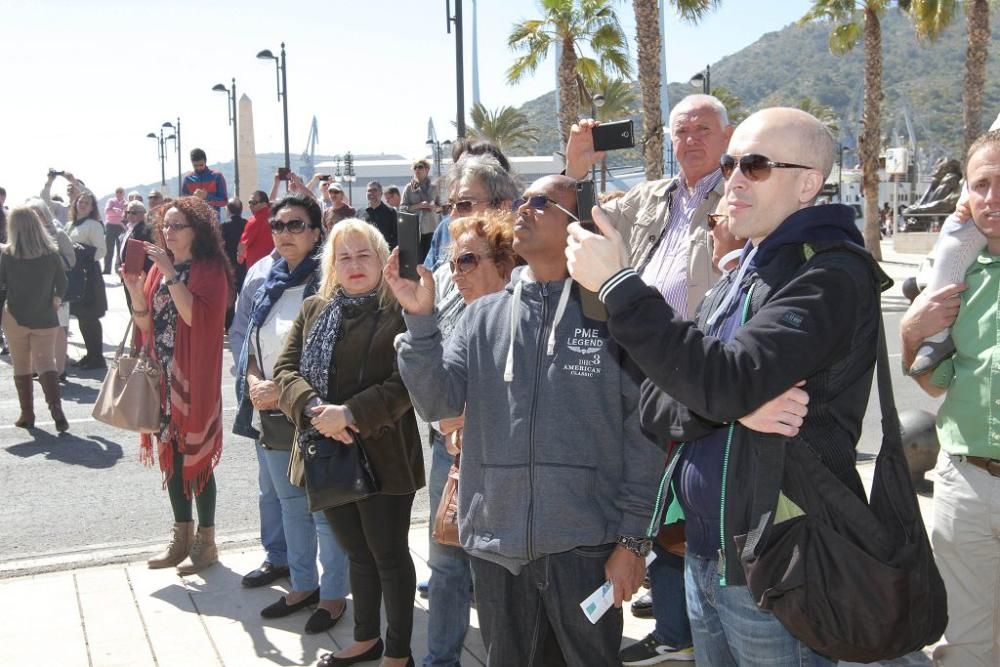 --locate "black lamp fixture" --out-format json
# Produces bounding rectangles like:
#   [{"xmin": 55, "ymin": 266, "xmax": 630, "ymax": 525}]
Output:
[
  {"xmin": 212, "ymin": 79, "xmax": 240, "ymax": 197},
  {"xmin": 161, "ymin": 119, "xmax": 182, "ymax": 195},
  {"xmin": 689, "ymin": 65, "xmax": 711, "ymax": 95},
  {"xmin": 257, "ymin": 43, "xmax": 290, "ymax": 177},
  {"xmin": 146, "ymin": 129, "xmax": 167, "ymax": 186}
]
